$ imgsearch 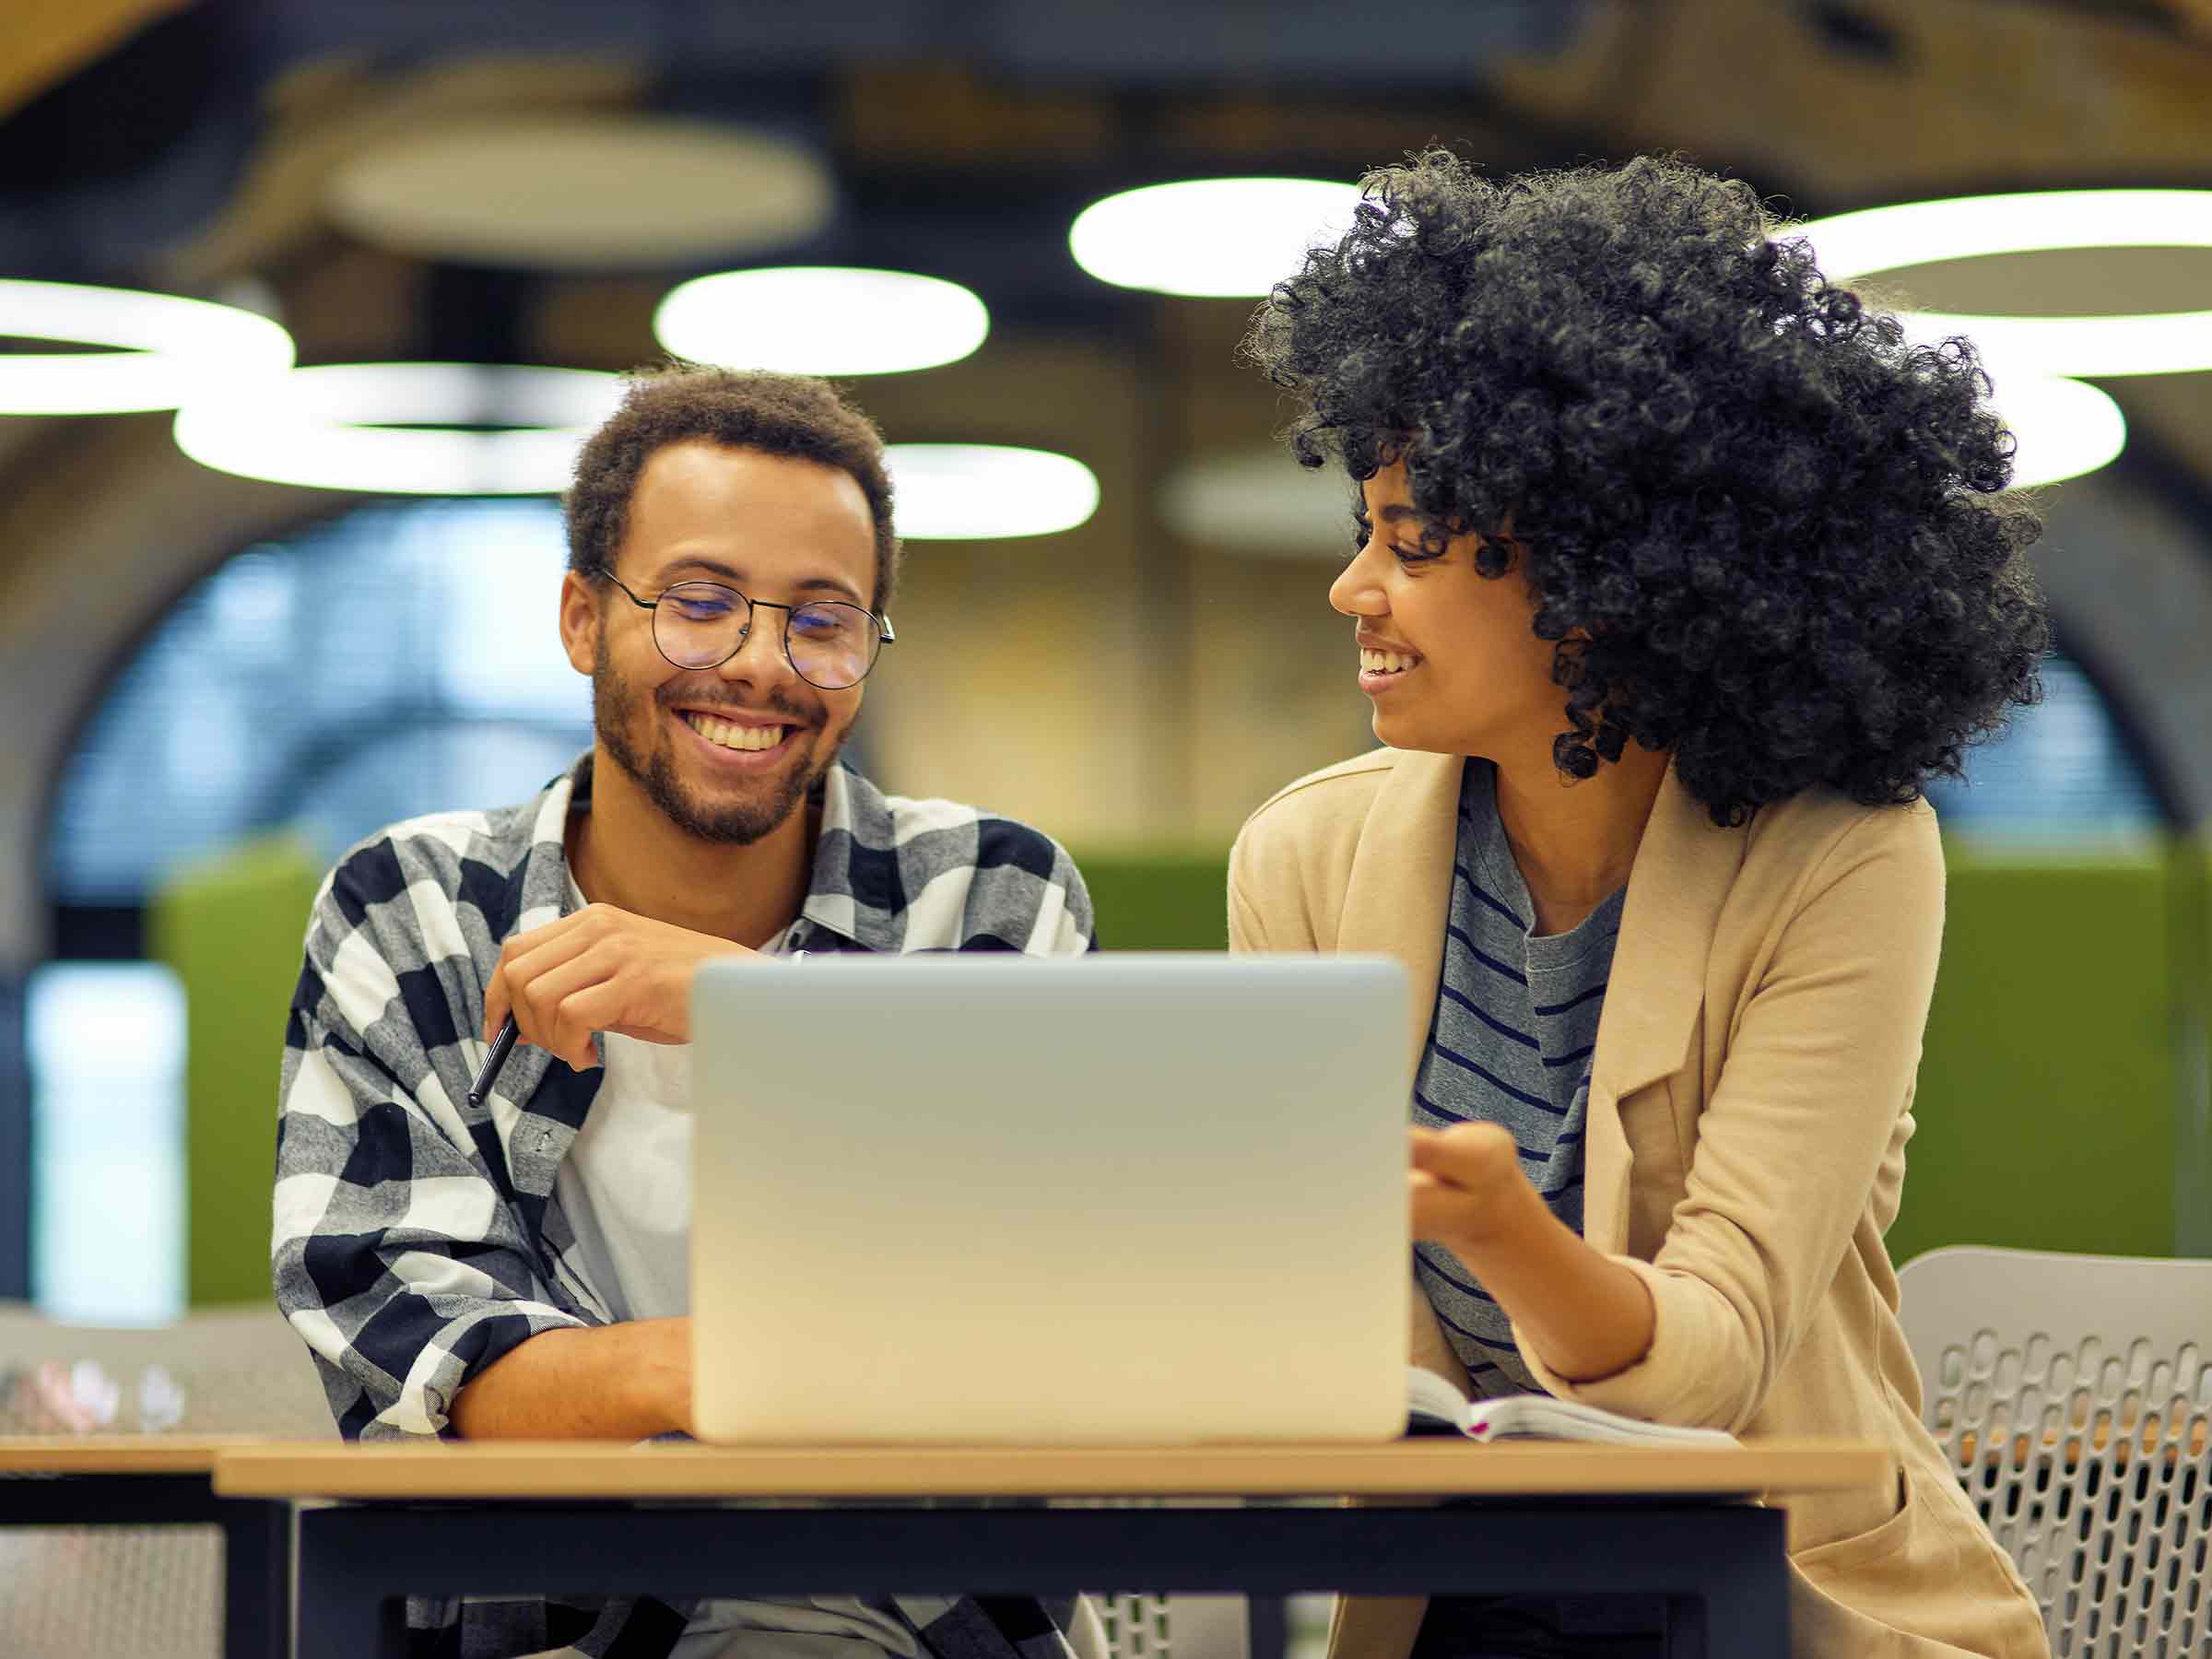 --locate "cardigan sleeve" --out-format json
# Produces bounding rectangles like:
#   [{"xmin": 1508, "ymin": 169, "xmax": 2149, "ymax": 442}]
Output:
[
  {"xmin": 1514, "ymin": 804, "xmax": 1944, "ymax": 1430},
  {"xmin": 1226, "ymin": 824, "xmax": 1275, "ymax": 954},
  {"xmin": 1227, "ymin": 765, "xmax": 1379, "ymax": 954}
]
